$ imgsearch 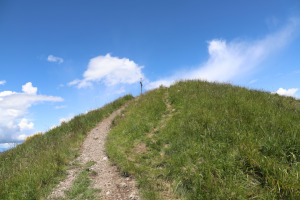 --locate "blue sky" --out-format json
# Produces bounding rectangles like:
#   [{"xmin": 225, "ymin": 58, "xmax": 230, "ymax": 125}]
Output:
[{"xmin": 1, "ymin": 0, "xmax": 300, "ymax": 151}]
